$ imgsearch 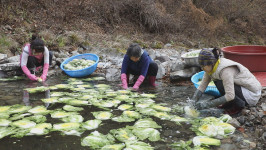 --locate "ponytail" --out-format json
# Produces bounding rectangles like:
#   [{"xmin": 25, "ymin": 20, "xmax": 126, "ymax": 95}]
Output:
[{"xmin": 212, "ymin": 47, "xmax": 222, "ymax": 59}]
